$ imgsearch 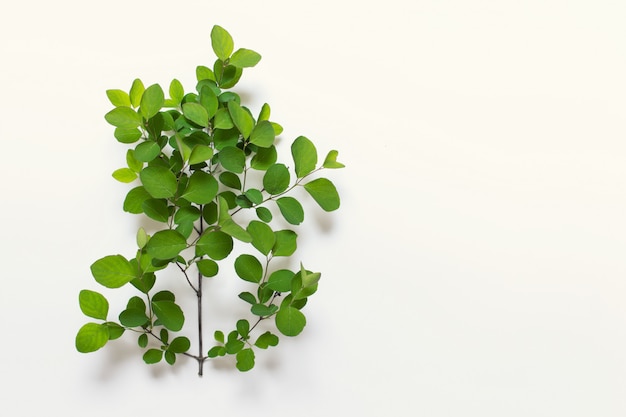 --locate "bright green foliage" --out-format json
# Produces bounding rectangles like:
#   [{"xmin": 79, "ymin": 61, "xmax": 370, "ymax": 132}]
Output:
[{"xmin": 77, "ymin": 24, "xmax": 343, "ymax": 375}]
